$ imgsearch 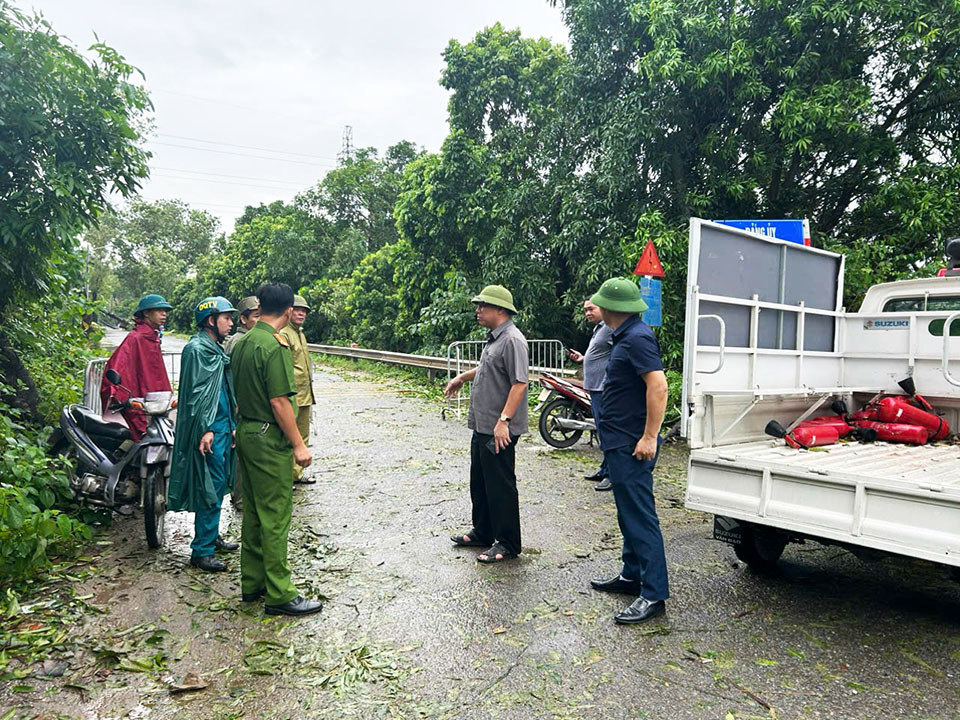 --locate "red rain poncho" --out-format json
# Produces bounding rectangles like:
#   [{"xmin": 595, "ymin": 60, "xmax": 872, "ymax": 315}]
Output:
[{"xmin": 100, "ymin": 319, "xmax": 172, "ymax": 440}]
